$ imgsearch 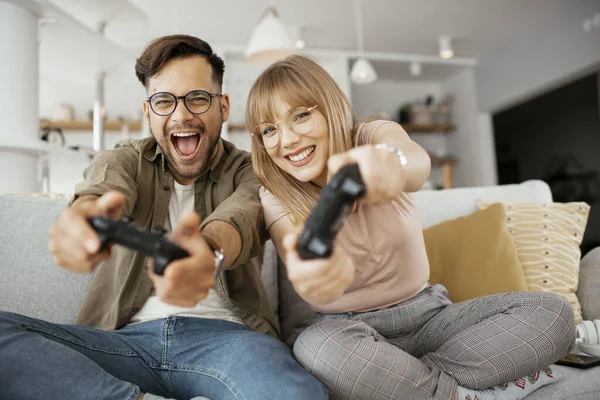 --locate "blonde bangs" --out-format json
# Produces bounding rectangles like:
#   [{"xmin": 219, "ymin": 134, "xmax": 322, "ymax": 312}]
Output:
[{"xmin": 245, "ymin": 54, "xmax": 356, "ymax": 224}]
